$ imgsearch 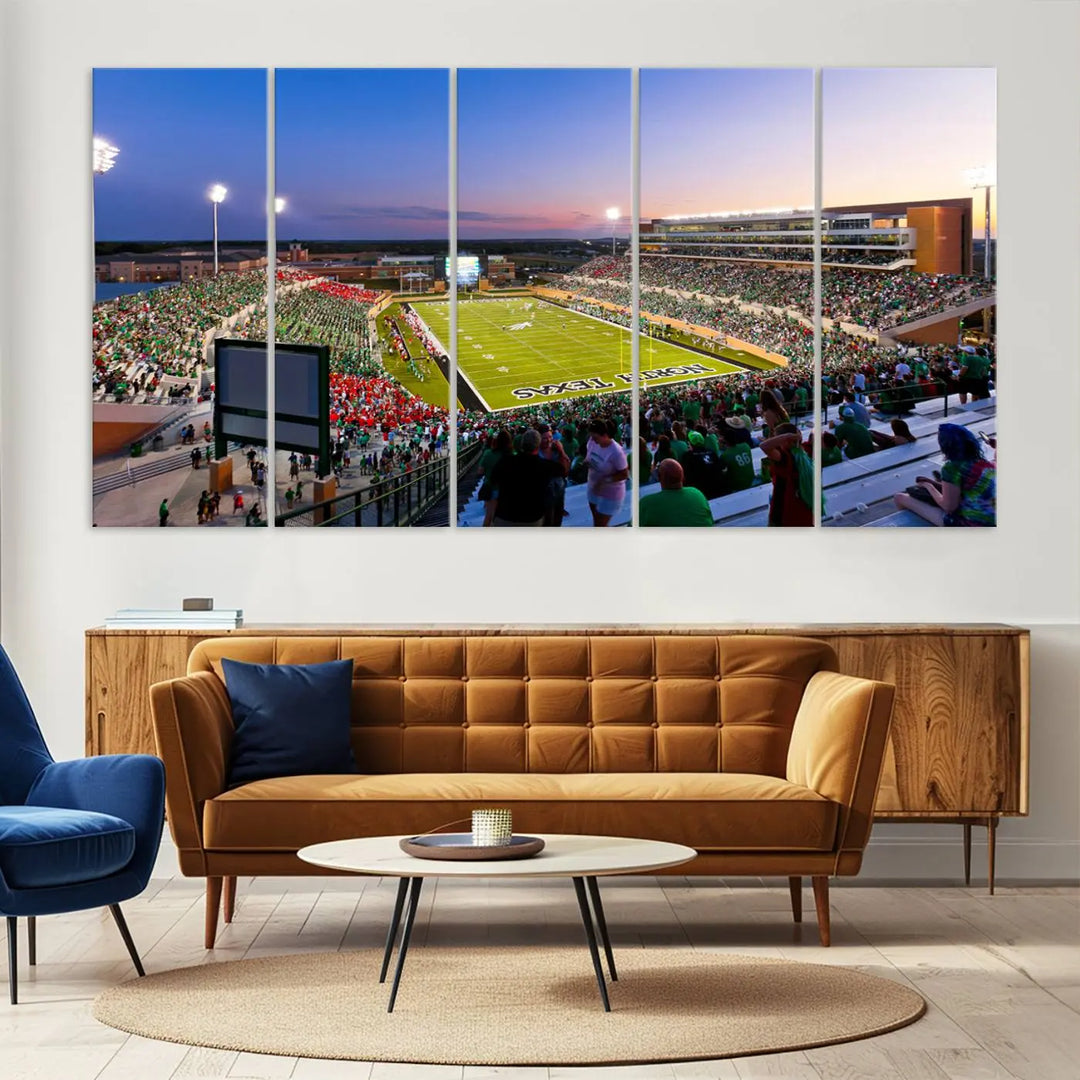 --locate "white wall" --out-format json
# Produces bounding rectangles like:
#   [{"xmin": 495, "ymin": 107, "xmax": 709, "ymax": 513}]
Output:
[{"xmin": 1, "ymin": 0, "xmax": 1078, "ymax": 881}]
